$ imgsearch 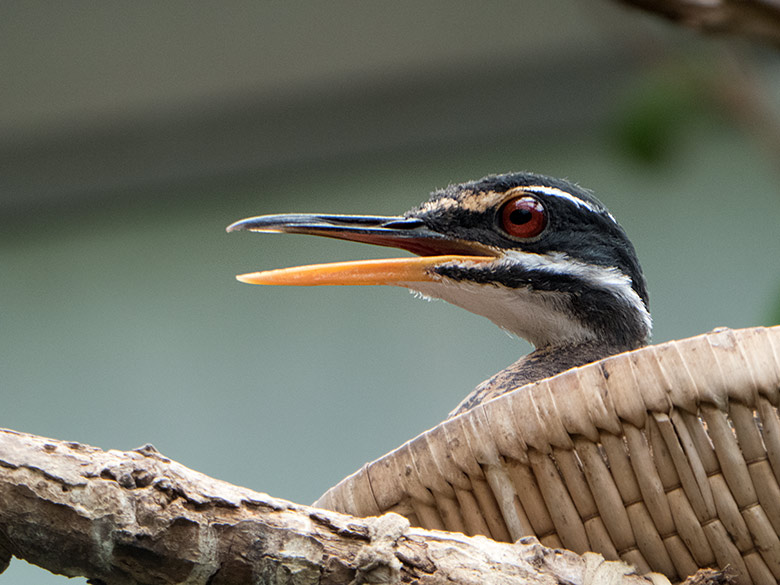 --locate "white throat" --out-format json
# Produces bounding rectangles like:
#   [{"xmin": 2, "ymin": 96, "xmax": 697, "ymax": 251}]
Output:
[
  {"xmin": 403, "ymin": 278, "xmax": 595, "ymax": 348},
  {"xmin": 399, "ymin": 250, "xmax": 651, "ymax": 349}
]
